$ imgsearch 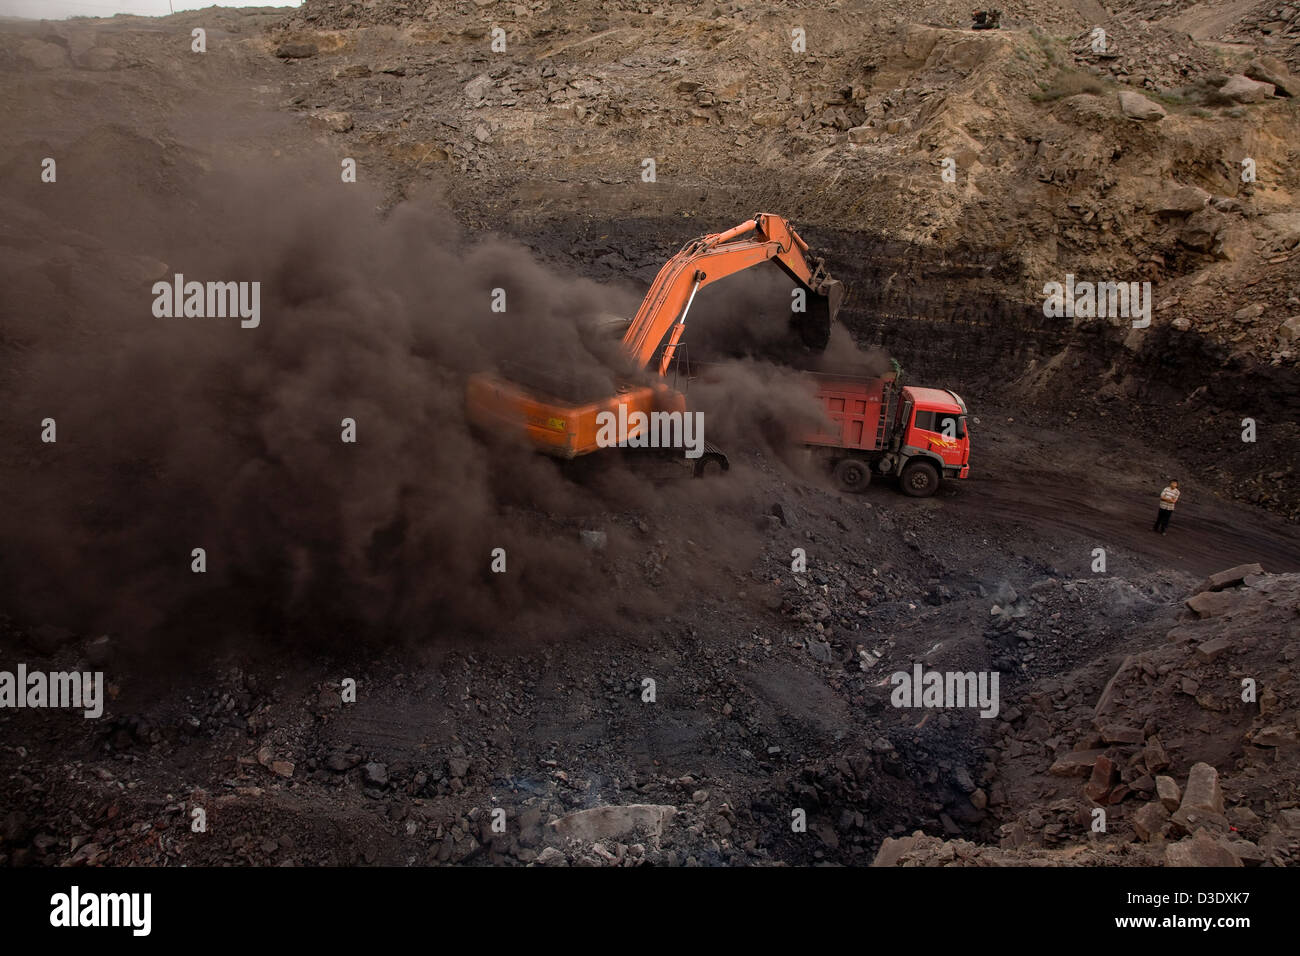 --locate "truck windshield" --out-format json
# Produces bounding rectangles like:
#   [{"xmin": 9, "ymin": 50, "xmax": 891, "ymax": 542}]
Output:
[
  {"xmin": 914, "ymin": 410, "xmax": 966, "ymax": 440},
  {"xmin": 932, "ymin": 412, "xmax": 965, "ymax": 440}
]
